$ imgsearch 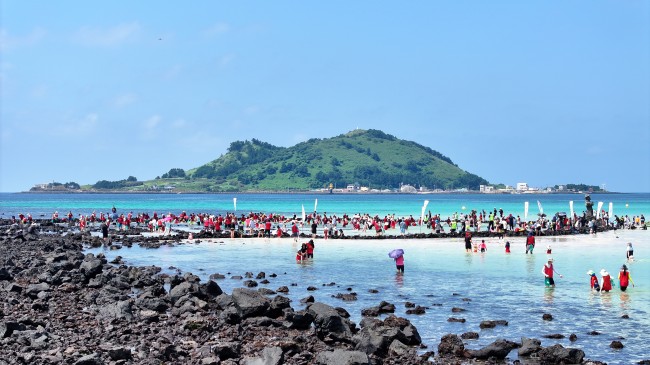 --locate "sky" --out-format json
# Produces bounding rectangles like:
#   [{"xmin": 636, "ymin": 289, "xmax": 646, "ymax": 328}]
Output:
[{"xmin": 1, "ymin": 1, "xmax": 649, "ymax": 193}]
